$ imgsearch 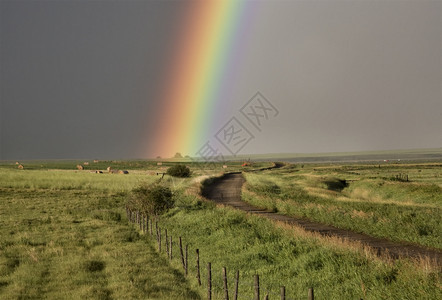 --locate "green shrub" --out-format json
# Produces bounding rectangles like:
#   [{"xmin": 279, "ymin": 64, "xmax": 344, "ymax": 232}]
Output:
[
  {"xmin": 166, "ymin": 164, "xmax": 191, "ymax": 178},
  {"xmin": 127, "ymin": 183, "xmax": 174, "ymax": 216}
]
